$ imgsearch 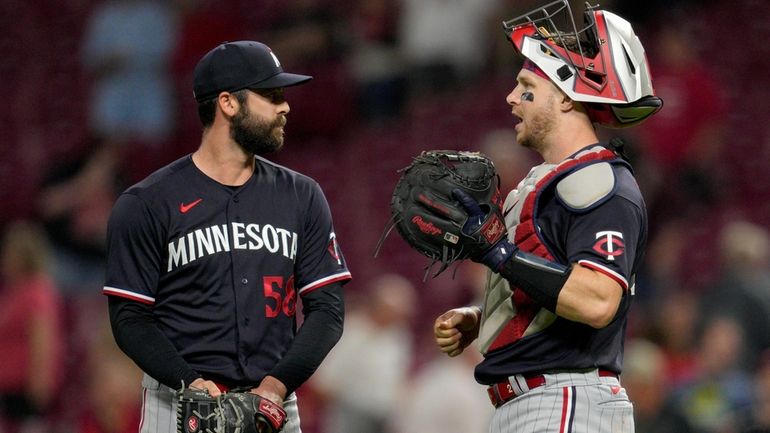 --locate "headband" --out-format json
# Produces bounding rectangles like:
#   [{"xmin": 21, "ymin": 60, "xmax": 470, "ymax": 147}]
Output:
[{"xmin": 522, "ymin": 59, "xmax": 550, "ymax": 80}]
